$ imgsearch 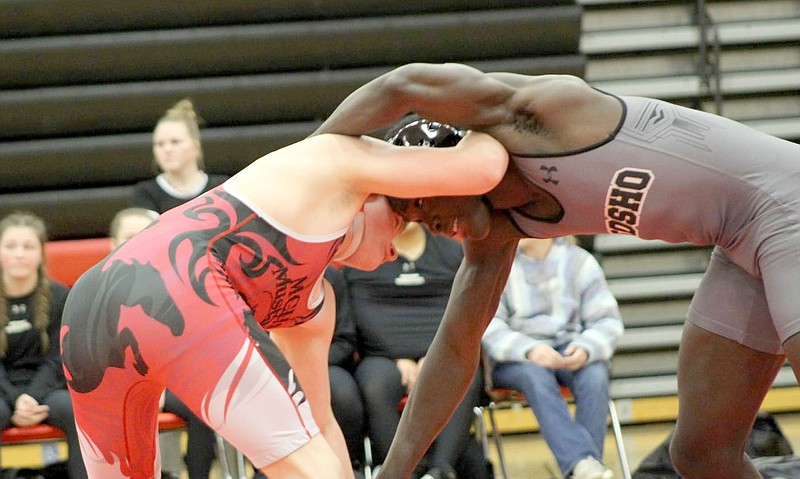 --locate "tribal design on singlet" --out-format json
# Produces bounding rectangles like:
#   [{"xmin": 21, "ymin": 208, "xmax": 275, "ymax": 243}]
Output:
[{"xmin": 61, "ymin": 188, "xmax": 343, "ymax": 395}]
